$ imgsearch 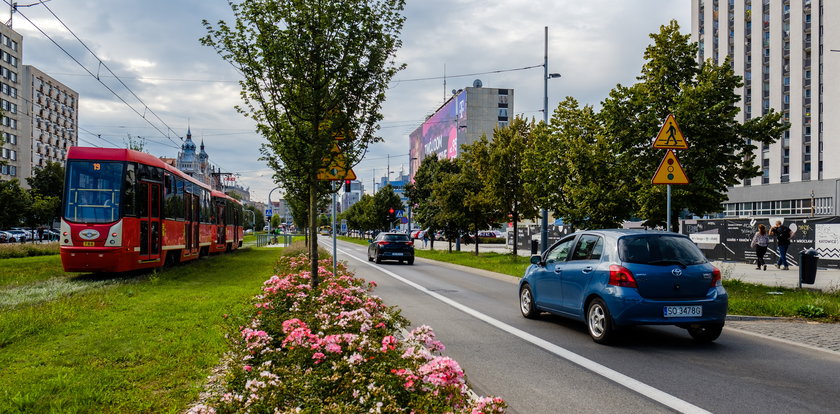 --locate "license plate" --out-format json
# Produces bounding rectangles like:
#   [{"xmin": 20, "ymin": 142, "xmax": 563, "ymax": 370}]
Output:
[
  {"xmin": 663, "ymin": 305, "xmax": 702, "ymax": 318},
  {"xmin": 390, "ymin": 252, "xmax": 403, "ymax": 256},
  {"xmin": 83, "ymin": 241, "xmax": 95, "ymax": 247}
]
